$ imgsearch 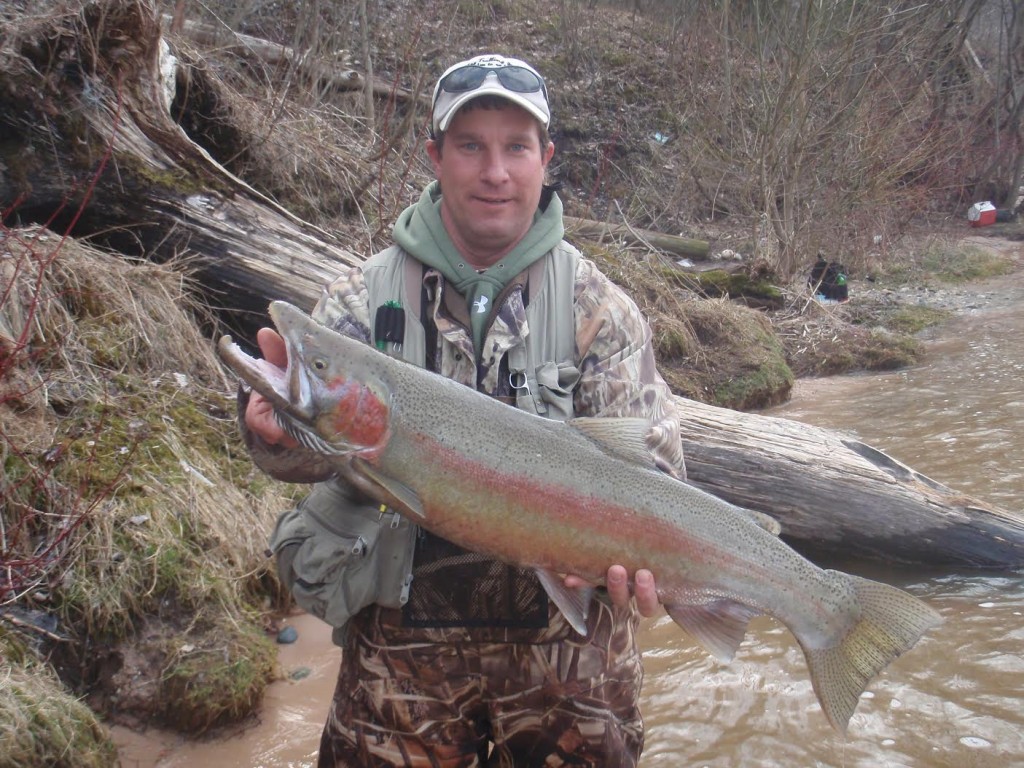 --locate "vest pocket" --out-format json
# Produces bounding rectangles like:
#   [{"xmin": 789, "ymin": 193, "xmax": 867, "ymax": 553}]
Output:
[
  {"xmin": 534, "ymin": 360, "xmax": 581, "ymax": 420},
  {"xmin": 269, "ymin": 484, "xmax": 415, "ymax": 629}
]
